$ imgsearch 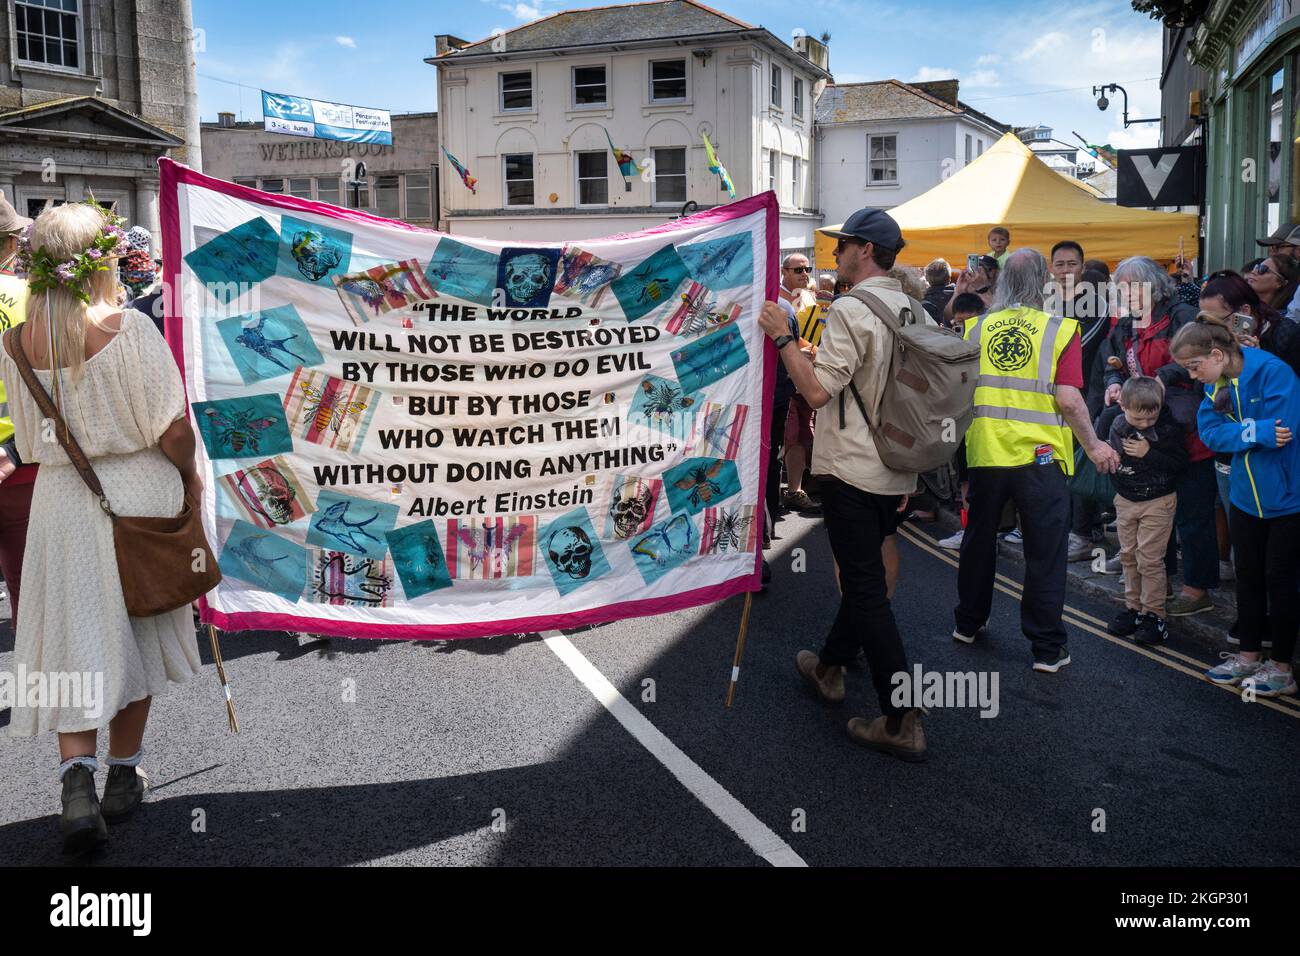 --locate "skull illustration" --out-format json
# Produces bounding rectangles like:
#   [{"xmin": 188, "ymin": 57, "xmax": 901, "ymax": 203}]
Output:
[
  {"xmin": 504, "ymin": 252, "xmax": 551, "ymax": 304},
  {"xmin": 548, "ymin": 526, "xmax": 594, "ymax": 580},
  {"xmin": 290, "ymin": 229, "xmax": 343, "ymax": 281},
  {"xmin": 240, "ymin": 467, "xmax": 297, "ymax": 525},
  {"xmin": 610, "ymin": 485, "xmax": 654, "ymax": 539}
]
